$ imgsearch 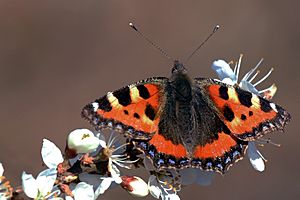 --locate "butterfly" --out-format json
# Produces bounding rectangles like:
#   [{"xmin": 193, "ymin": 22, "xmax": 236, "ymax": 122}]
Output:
[{"xmin": 81, "ymin": 60, "xmax": 291, "ymax": 174}]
